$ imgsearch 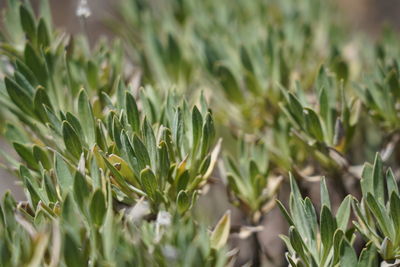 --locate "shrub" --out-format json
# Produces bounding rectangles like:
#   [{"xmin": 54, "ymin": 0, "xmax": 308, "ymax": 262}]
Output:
[{"xmin": 0, "ymin": 0, "xmax": 399, "ymax": 266}]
